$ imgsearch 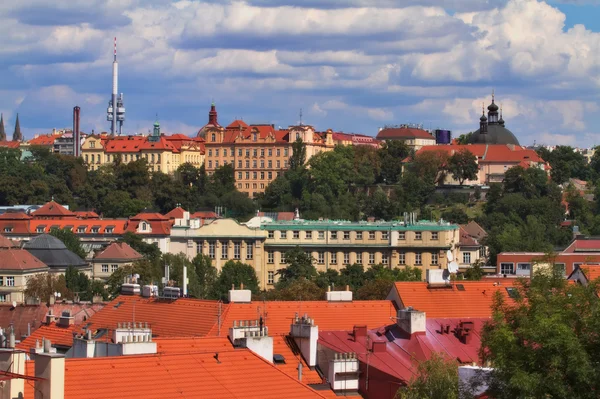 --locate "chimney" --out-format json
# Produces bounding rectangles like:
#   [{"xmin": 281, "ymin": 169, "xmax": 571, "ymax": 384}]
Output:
[
  {"xmin": 290, "ymin": 314, "xmax": 318, "ymax": 367},
  {"xmin": 0, "ymin": 349, "xmax": 25, "ymax": 397},
  {"xmin": 326, "ymin": 285, "xmax": 353, "ymax": 302},
  {"xmin": 397, "ymin": 307, "xmax": 426, "ymax": 335},
  {"xmin": 228, "ymin": 320, "xmax": 273, "ymax": 363},
  {"xmin": 228, "ymin": 285, "xmax": 252, "ymax": 303},
  {"xmin": 182, "ymin": 265, "xmax": 188, "ymax": 297},
  {"xmin": 34, "ymin": 341, "xmax": 65, "ymax": 399},
  {"xmin": 328, "ymin": 353, "xmax": 359, "ymax": 392},
  {"xmin": 57, "ymin": 311, "xmax": 74, "ymax": 328},
  {"xmin": 426, "ymin": 269, "xmax": 449, "ymax": 285},
  {"xmin": 352, "ymin": 325, "xmax": 367, "ymax": 346},
  {"xmin": 73, "ymin": 106, "xmax": 81, "ymax": 157}
]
